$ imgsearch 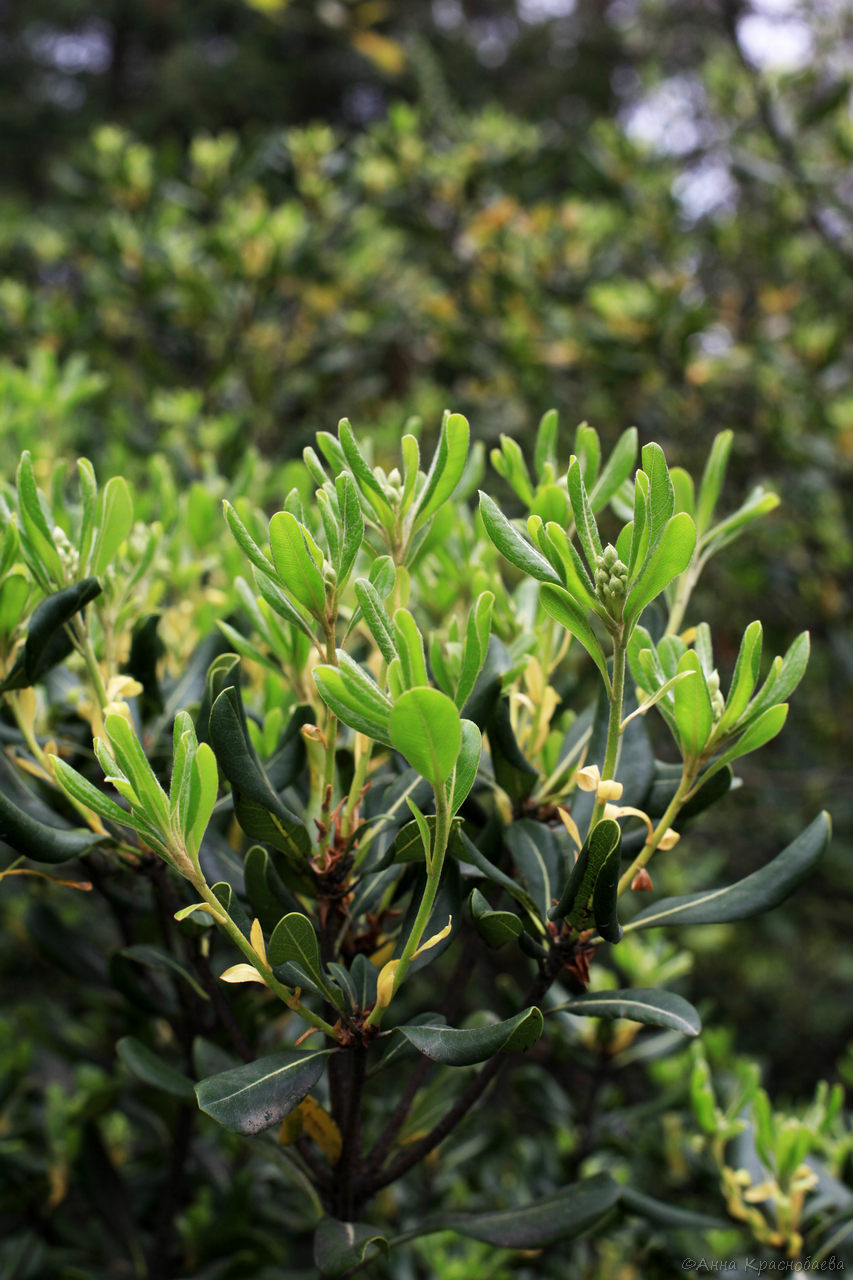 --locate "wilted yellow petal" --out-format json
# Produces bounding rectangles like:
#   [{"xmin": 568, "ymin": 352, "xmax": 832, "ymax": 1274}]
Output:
[
  {"xmin": 556, "ymin": 806, "xmax": 582, "ymax": 851},
  {"xmin": 597, "ymin": 778, "xmax": 623, "ymax": 802},
  {"xmin": 575, "ymin": 765, "xmax": 601, "ymax": 792},
  {"xmin": 220, "ymin": 963, "xmax": 266, "ymax": 985},
  {"xmin": 658, "ymin": 828, "xmax": 681, "ymax": 850}
]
